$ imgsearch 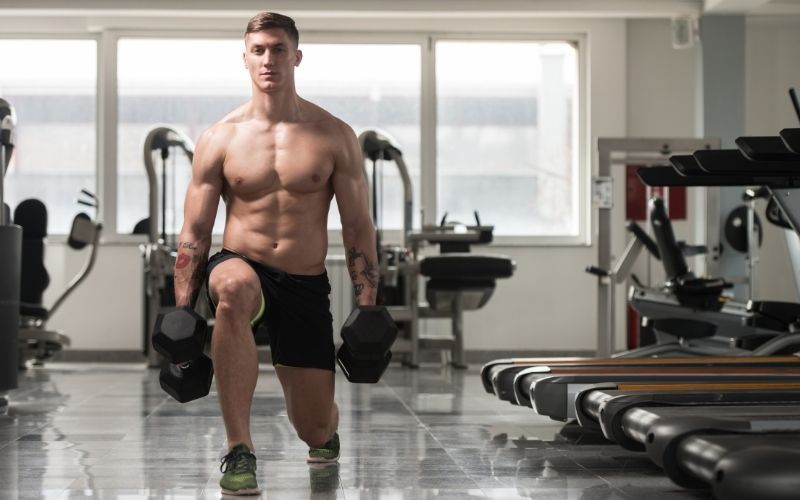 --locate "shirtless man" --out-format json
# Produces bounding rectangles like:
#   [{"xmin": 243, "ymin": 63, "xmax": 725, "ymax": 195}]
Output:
[{"xmin": 172, "ymin": 12, "xmax": 378, "ymax": 496}]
